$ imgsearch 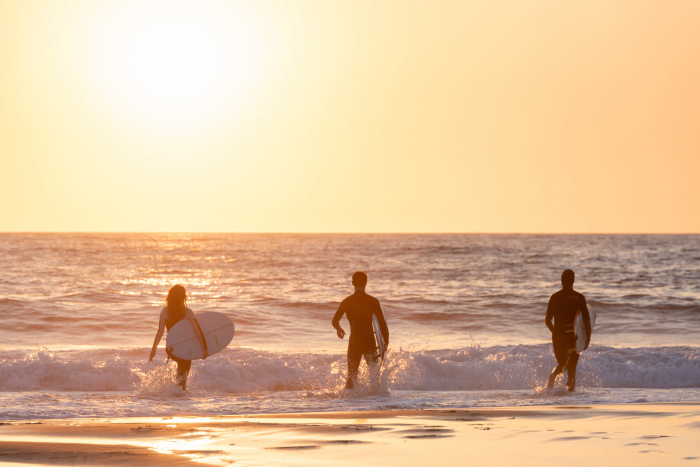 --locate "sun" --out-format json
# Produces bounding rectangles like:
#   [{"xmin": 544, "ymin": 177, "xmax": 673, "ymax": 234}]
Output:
[
  {"xmin": 126, "ymin": 16, "xmax": 224, "ymax": 104},
  {"xmin": 80, "ymin": 0, "xmax": 271, "ymax": 134}
]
